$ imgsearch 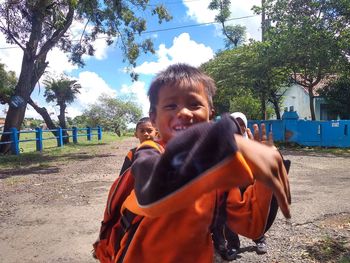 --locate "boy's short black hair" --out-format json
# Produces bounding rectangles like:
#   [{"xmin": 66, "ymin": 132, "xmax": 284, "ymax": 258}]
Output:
[
  {"xmin": 135, "ymin": 117, "xmax": 151, "ymax": 131},
  {"xmin": 147, "ymin": 63, "xmax": 216, "ymax": 114}
]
